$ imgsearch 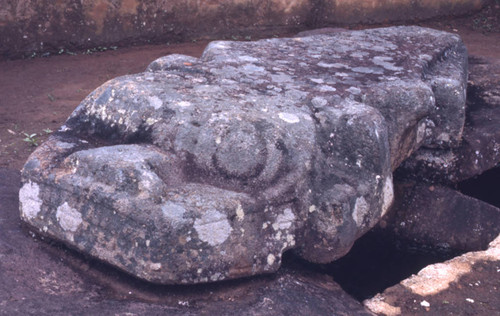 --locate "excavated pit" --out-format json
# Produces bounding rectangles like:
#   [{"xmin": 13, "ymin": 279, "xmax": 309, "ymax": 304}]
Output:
[
  {"xmin": 298, "ymin": 164, "xmax": 500, "ymax": 301},
  {"xmin": 458, "ymin": 165, "xmax": 500, "ymax": 208},
  {"xmin": 283, "ymin": 230, "xmax": 465, "ymax": 301}
]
